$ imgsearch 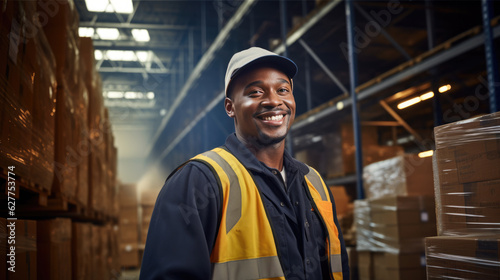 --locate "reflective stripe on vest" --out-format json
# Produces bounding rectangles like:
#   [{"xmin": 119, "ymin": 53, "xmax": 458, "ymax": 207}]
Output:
[
  {"xmin": 191, "ymin": 147, "xmax": 342, "ymax": 280},
  {"xmin": 304, "ymin": 166, "xmax": 343, "ymax": 279}
]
